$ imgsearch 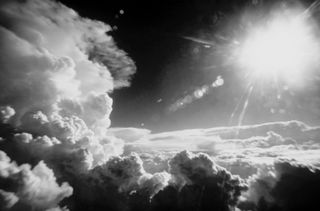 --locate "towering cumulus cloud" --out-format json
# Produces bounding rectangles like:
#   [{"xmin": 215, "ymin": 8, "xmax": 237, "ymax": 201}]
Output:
[
  {"xmin": 0, "ymin": 0, "xmax": 136, "ymax": 210},
  {"xmin": 0, "ymin": 0, "xmax": 136, "ymax": 167},
  {"xmin": 0, "ymin": 0, "xmax": 135, "ymax": 129}
]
